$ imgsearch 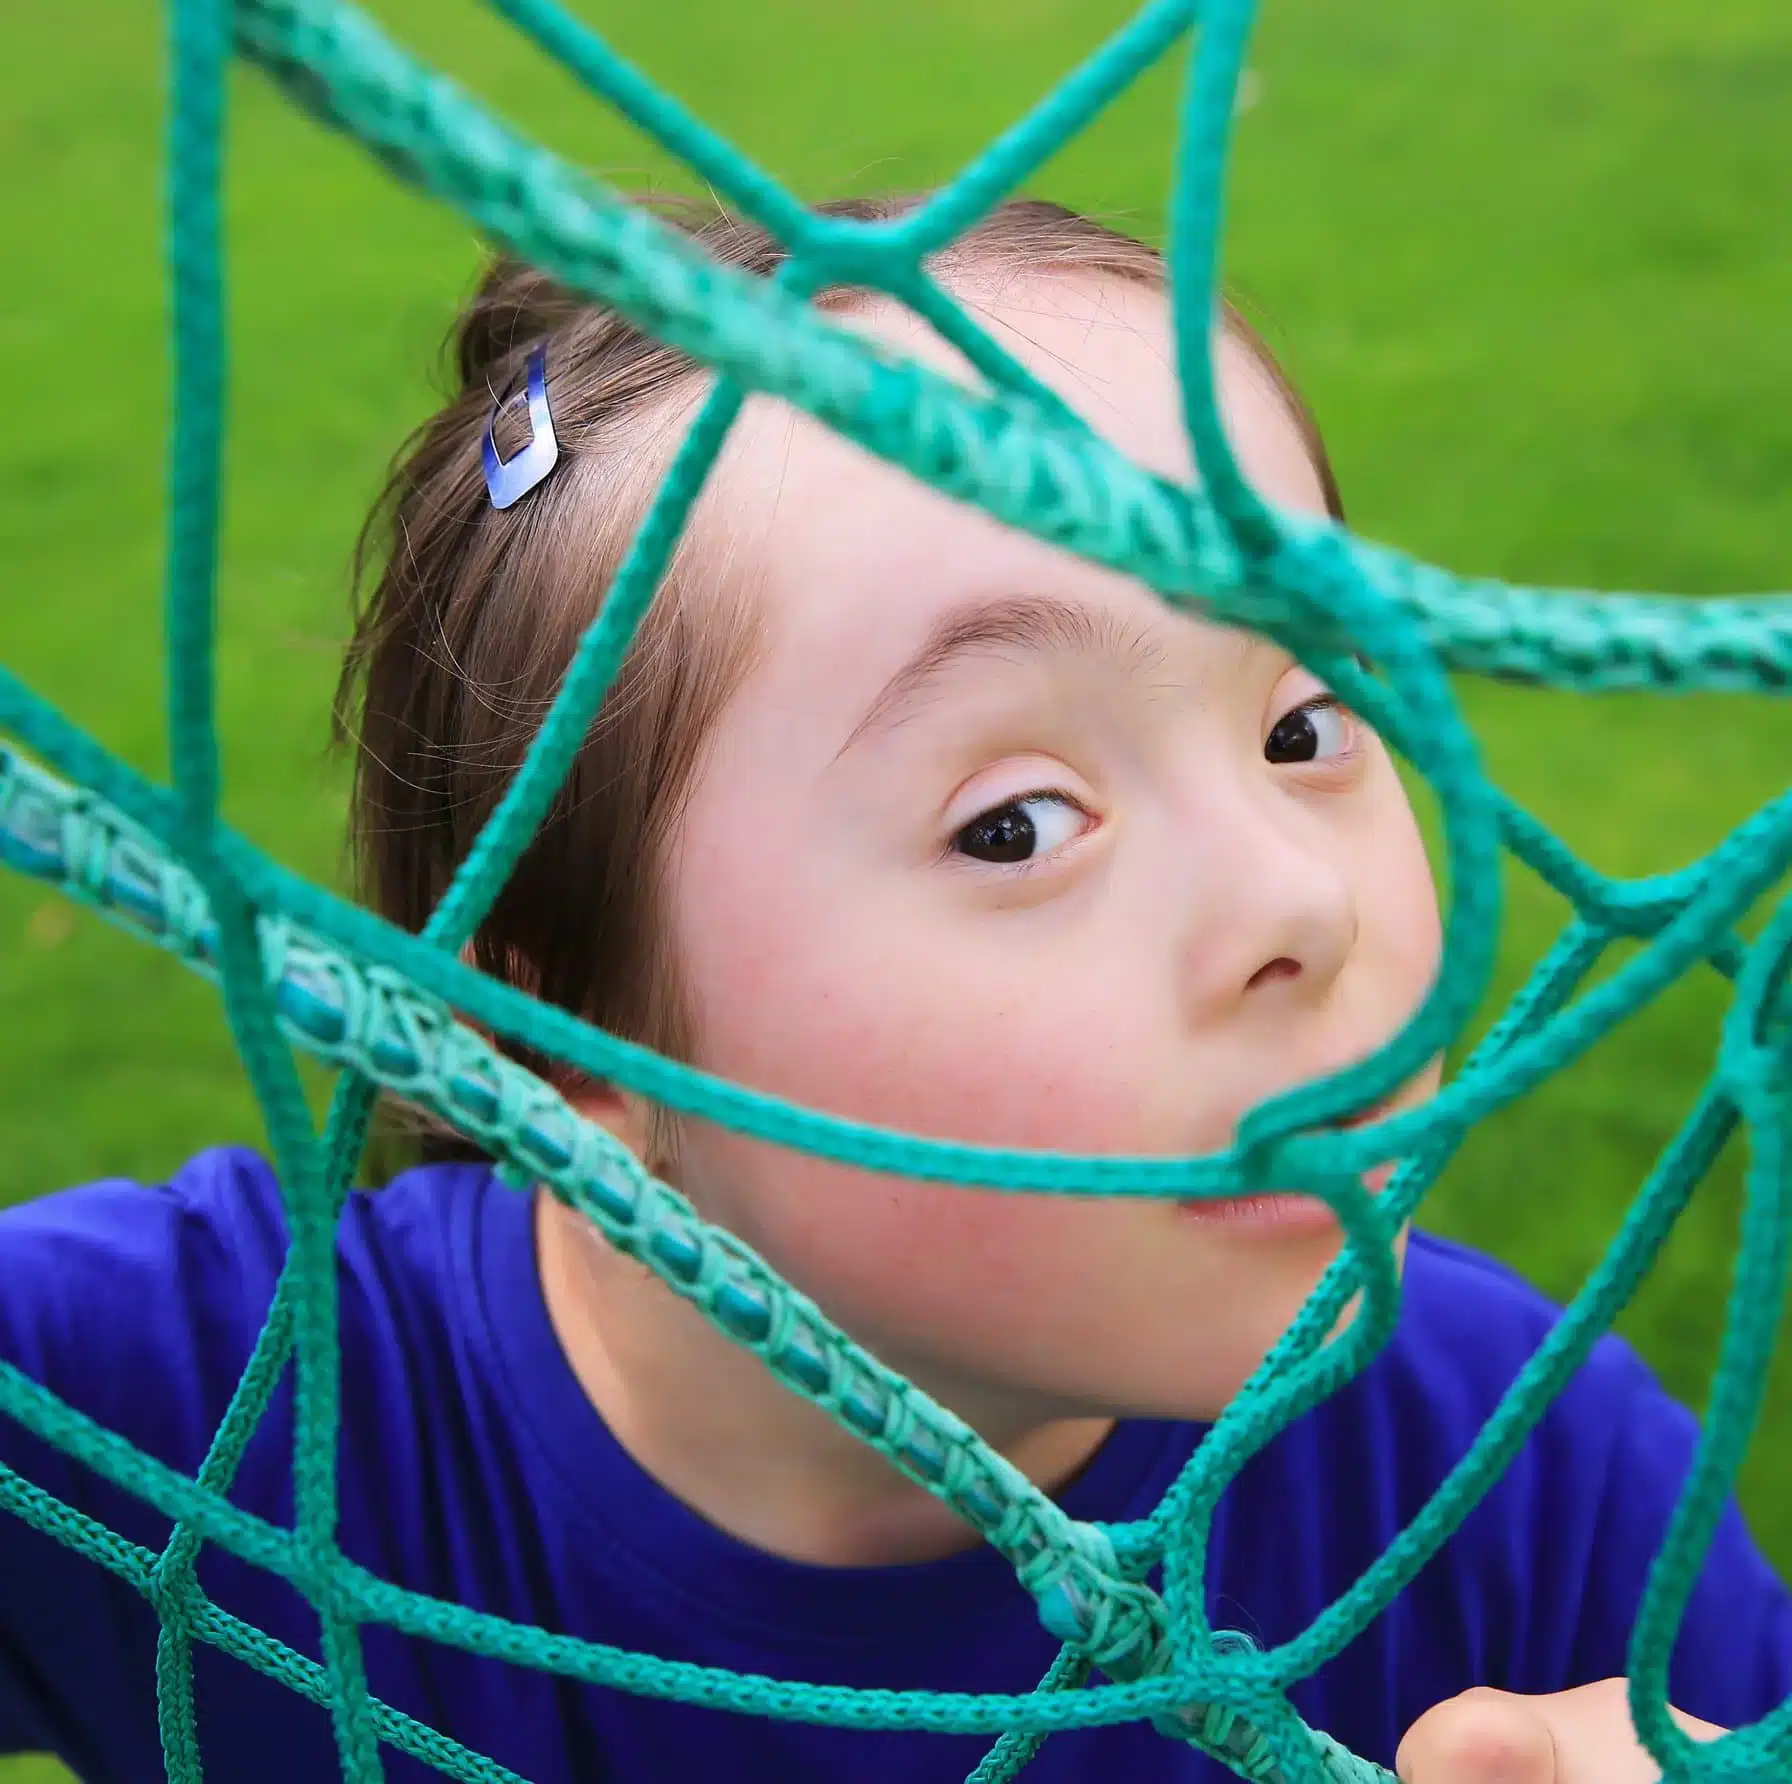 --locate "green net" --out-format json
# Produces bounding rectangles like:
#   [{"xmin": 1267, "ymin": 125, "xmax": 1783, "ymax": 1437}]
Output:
[{"xmin": 1, "ymin": 0, "xmax": 1790, "ymax": 1778}]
